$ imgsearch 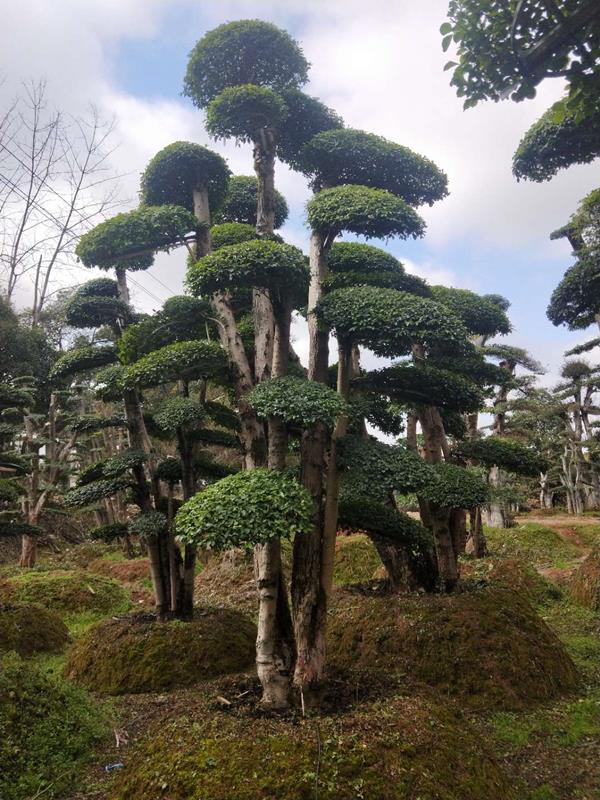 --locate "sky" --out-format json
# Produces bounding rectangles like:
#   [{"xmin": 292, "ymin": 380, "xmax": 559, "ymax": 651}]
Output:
[{"xmin": 1, "ymin": 0, "xmax": 598, "ymax": 385}]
